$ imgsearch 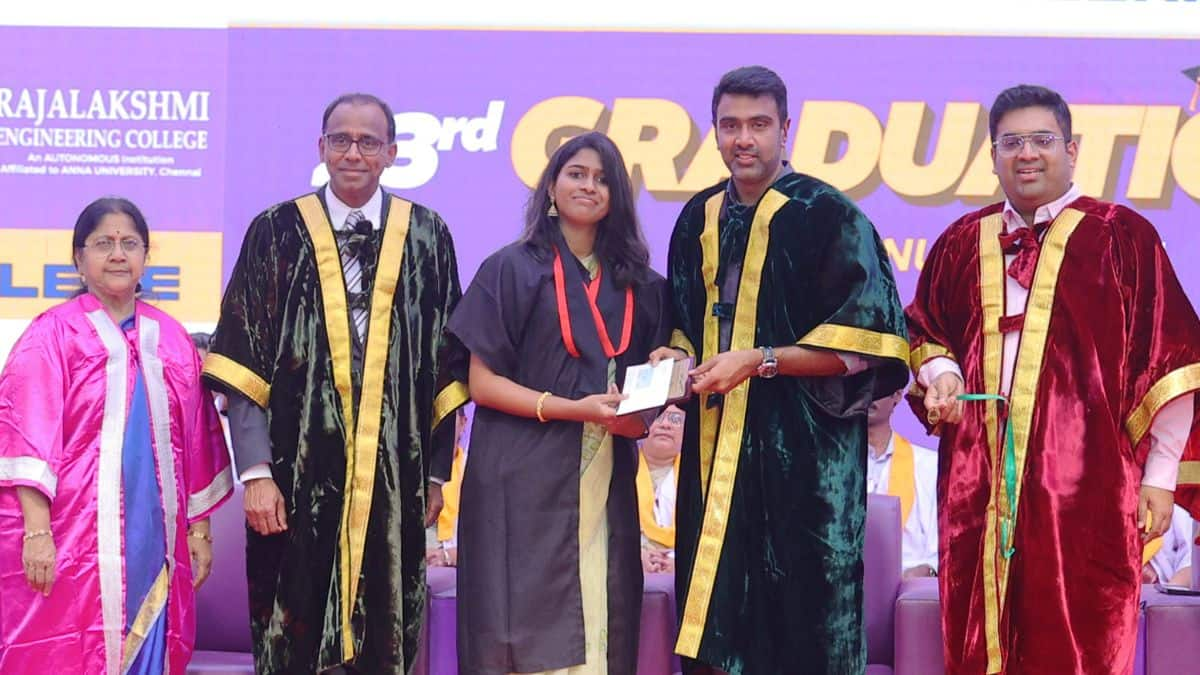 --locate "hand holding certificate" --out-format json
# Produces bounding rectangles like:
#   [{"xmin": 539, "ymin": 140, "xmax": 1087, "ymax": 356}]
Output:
[{"xmin": 616, "ymin": 357, "xmax": 694, "ymax": 416}]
